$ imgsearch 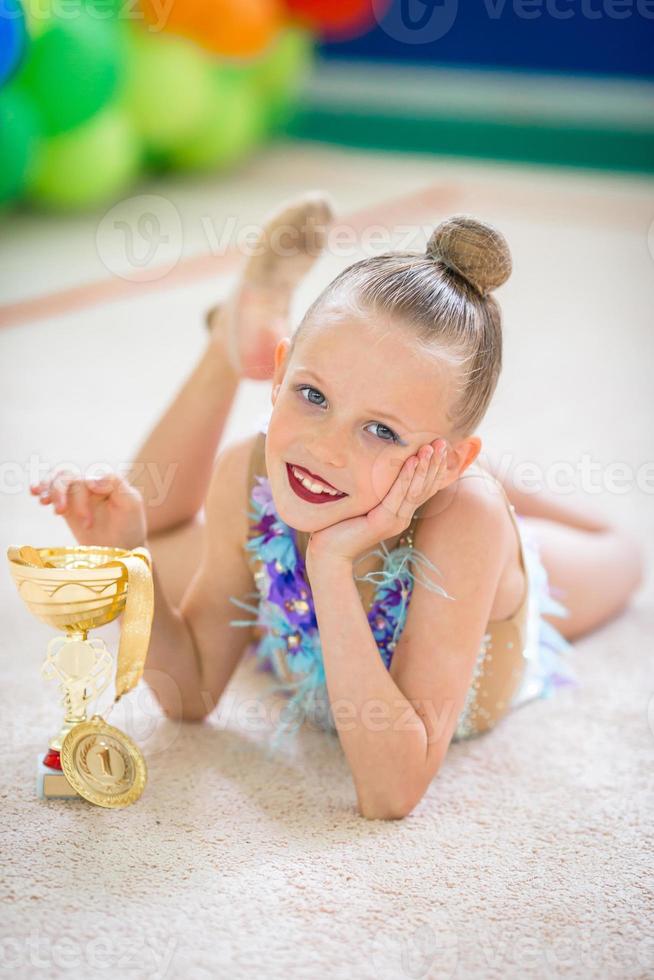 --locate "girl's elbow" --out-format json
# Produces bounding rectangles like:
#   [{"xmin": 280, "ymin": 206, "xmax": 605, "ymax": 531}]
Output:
[
  {"xmin": 181, "ymin": 710, "xmax": 210, "ymax": 724},
  {"xmin": 358, "ymin": 804, "xmax": 410, "ymax": 821},
  {"xmin": 144, "ymin": 671, "xmax": 211, "ymax": 723},
  {"xmin": 163, "ymin": 700, "xmax": 211, "ymax": 723},
  {"xmin": 357, "ymin": 783, "xmax": 427, "ymax": 821}
]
